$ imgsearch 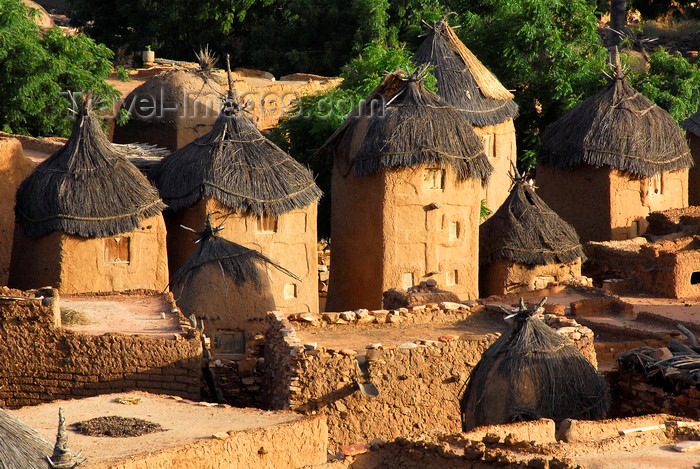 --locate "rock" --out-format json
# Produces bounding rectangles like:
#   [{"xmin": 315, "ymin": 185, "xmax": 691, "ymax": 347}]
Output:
[
  {"xmin": 556, "ymin": 326, "xmax": 578, "ymax": 335},
  {"xmin": 342, "ymin": 443, "xmax": 369, "ymax": 456},
  {"xmin": 399, "ymin": 342, "xmax": 418, "ymax": 349},
  {"xmin": 319, "ymin": 271, "xmax": 329, "ymax": 282},
  {"xmin": 653, "ymin": 347, "xmax": 673, "ymax": 361},
  {"xmin": 304, "ymin": 342, "xmax": 318, "ymax": 351},
  {"xmin": 440, "ymin": 301, "xmax": 461, "ymax": 310},
  {"xmin": 425, "ymin": 278, "xmax": 438, "ymax": 288},
  {"xmin": 340, "ymin": 311, "xmax": 356, "ymax": 322},
  {"xmin": 299, "ymin": 312, "xmax": 321, "ymax": 322},
  {"xmin": 318, "ymin": 265, "xmax": 328, "ymax": 272},
  {"xmin": 322, "ymin": 312, "xmax": 340, "ymax": 323},
  {"xmin": 438, "ymin": 335, "xmax": 459, "ymax": 342},
  {"xmin": 371, "ymin": 310, "xmax": 389, "ymax": 323},
  {"xmin": 335, "ymin": 401, "xmax": 347, "ymax": 412},
  {"xmin": 387, "ymin": 314, "xmax": 402, "ymax": 324},
  {"xmin": 366, "ymin": 343, "xmax": 382, "ymax": 349},
  {"xmin": 482, "ymin": 433, "xmax": 500, "ymax": 444},
  {"xmin": 212, "ymin": 432, "xmax": 229, "ymax": 440},
  {"xmin": 339, "ymin": 348, "xmax": 358, "ymax": 356},
  {"xmin": 674, "ymin": 441, "xmax": 700, "ymax": 452}
]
